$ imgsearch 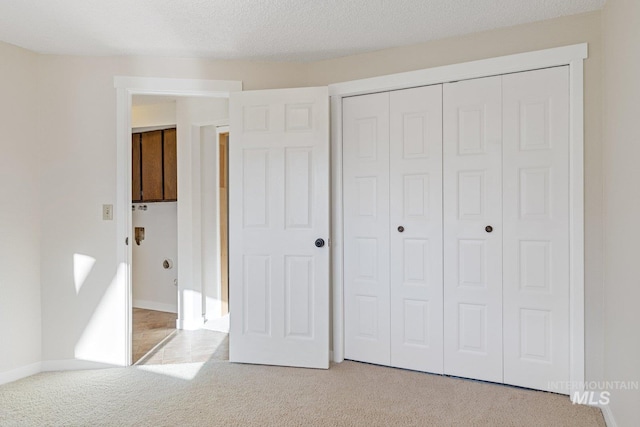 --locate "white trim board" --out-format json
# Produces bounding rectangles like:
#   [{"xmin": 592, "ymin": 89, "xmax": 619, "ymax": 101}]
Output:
[
  {"xmin": 132, "ymin": 125, "xmax": 176, "ymax": 133},
  {"xmin": 600, "ymin": 404, "xmax": 617, "ymax": 427},
  {"xmin": 329, "ymin": 43, "xmax": 587, "ymax": 399},
  {"xmin": 0, "ymin": 362, "xmax": 42, "ymax": 386},
  {"xmin": 41, "ymin": 359, "xmax": 120, "ymax": 372},
  {"xmin": 329, "ymin": 44, "xmax": 587, "ymax": 97}
]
